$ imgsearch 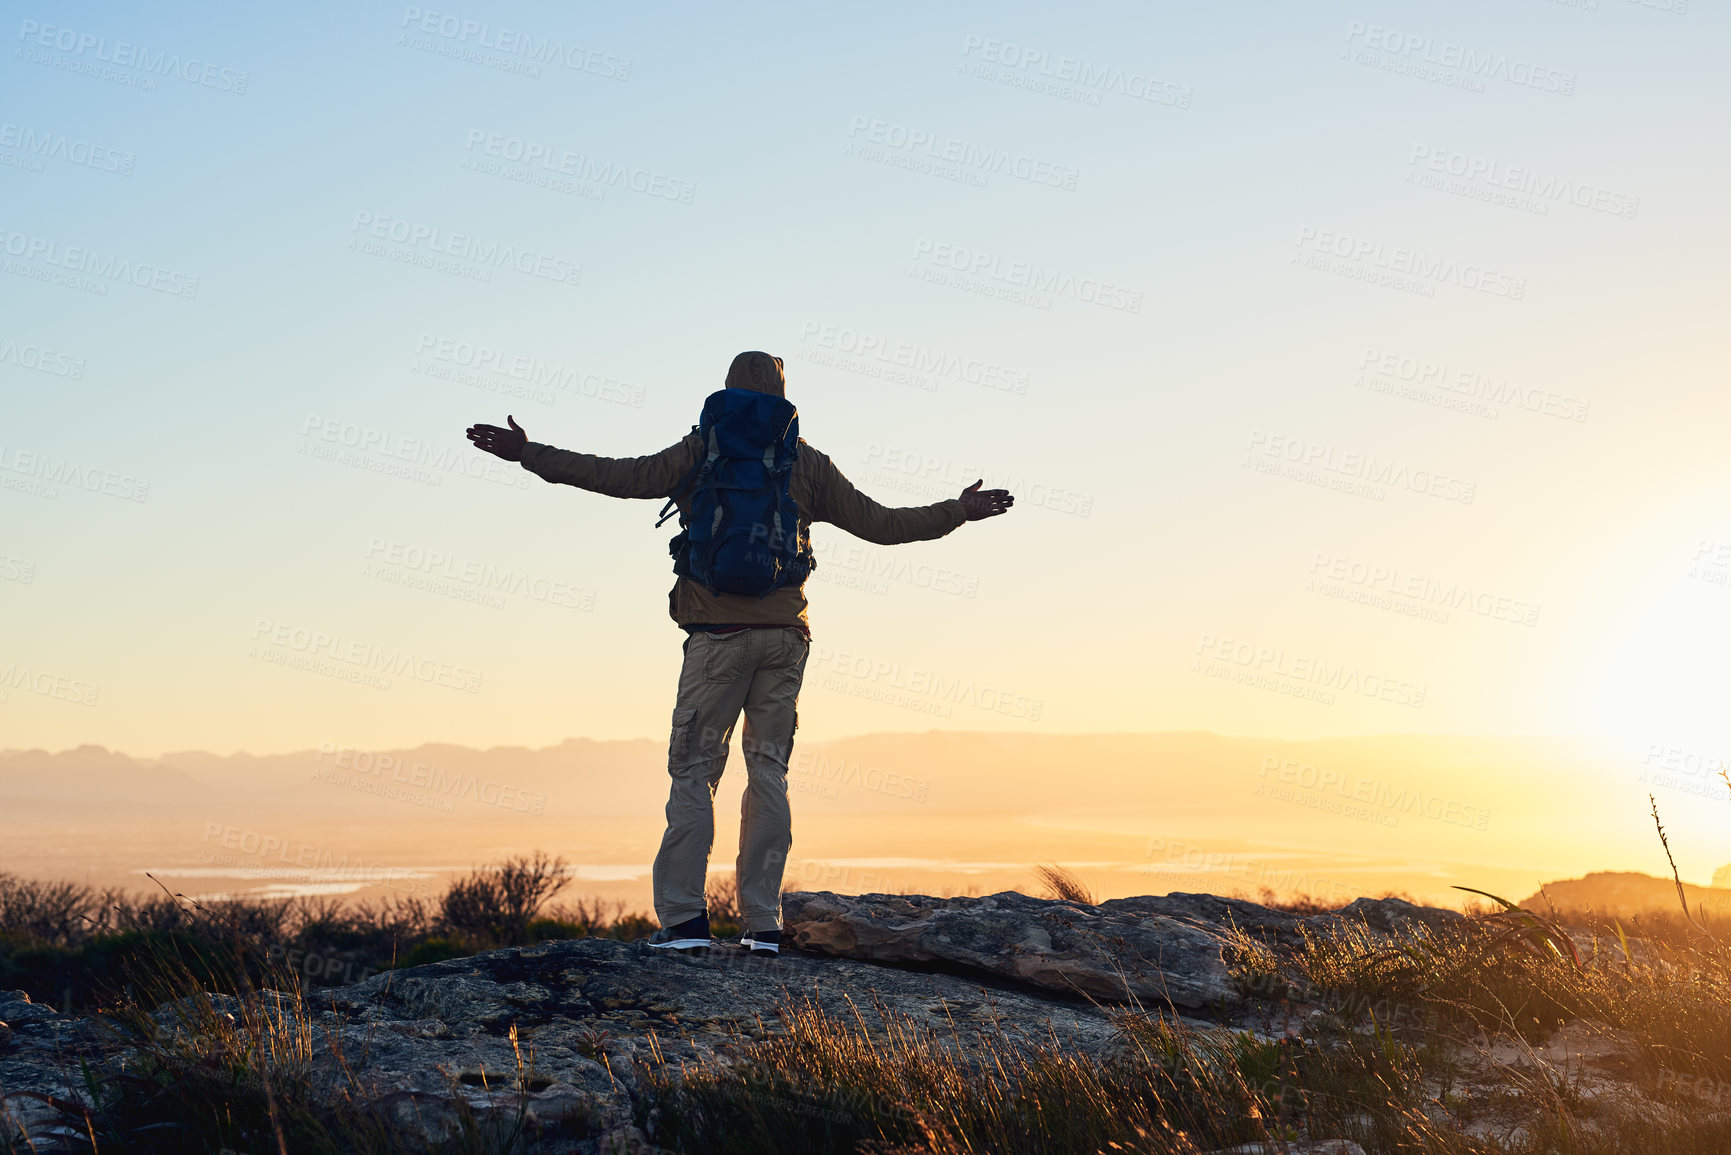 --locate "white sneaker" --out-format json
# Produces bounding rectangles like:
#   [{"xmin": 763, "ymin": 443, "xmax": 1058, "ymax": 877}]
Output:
[
  {"xmin": 647, "ymin": 913, "xmax": 711, "ymax": 951},
  {"xmin": 740, "ymin": 929, "xmax": 780, "ymax": 956}
]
